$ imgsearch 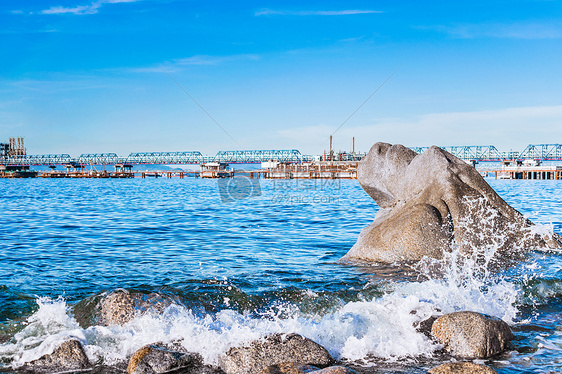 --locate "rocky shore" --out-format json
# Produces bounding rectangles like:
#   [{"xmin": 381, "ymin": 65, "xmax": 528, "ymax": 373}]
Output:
[{"xmin": 16, "ymin": 289, "xmax": 511, "ymax": 374}]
